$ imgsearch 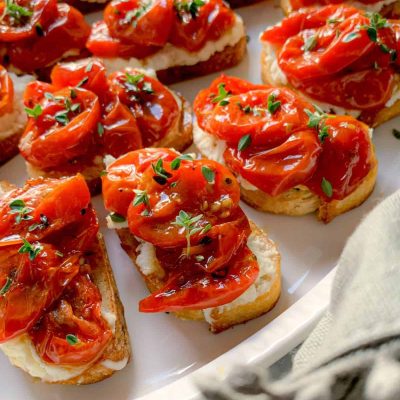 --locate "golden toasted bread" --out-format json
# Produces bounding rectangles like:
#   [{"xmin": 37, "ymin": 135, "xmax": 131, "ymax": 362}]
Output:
[
  {"xmin": 24, "ymin": 93, "xmax": 193, "ymax": 196},
  {"xmin": 116, "ymin": 221, "xmax": 281, "ymax": 333},
  {"xmin": 0, "ymin": 132, "xmax": 21, "ymax": 166},
  {"xmin": 280, "ymin": 0, "xmax": 292, "ymax": 14},
  {"xmin": 156, "ymin": 36, "xmax": 247, "ymax": 85},
  {"xmin": 0, "ymin": 181, "xmax": 131, "ymax": 384},
  {"xmin": 261, "ymin": 42, "xmax": 400, "ymax": 127}
]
